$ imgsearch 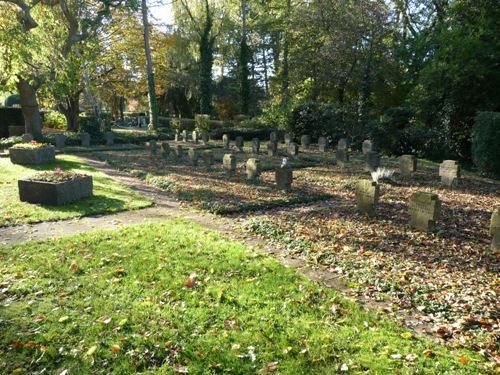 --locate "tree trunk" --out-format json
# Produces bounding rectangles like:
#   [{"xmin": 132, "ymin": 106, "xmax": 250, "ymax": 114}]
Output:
[
  {"xmin": 59, "ymin": 92, "xmax": 80, "ymax": 132},
  {"xmin": 239, "ymin": 0, "xmax": 250, "ymax": 114},
  {"xmin": 199, "ymin": 17, "xmax": 214, "ymax": 115},
  {"xmin": 262, "ymin": 47, "xmax": 269, "ymax": 95},
  {"xmin": 141, "ymin": 0, "xmax": 159, "ymax": 130},
  {"xmin": 280, "ymin": 0, "xmax": 291, "ymax": 106},
  {"xmin": 16, "ymin": 78, "xmax": 42, "ymax": 139}
]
